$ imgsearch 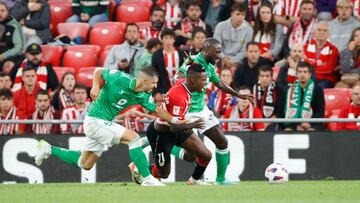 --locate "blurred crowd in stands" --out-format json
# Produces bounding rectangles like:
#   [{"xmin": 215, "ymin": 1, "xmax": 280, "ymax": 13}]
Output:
[{"xmin": 0, "ymin": 0, "xmax": 359, "ymax": 134}]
